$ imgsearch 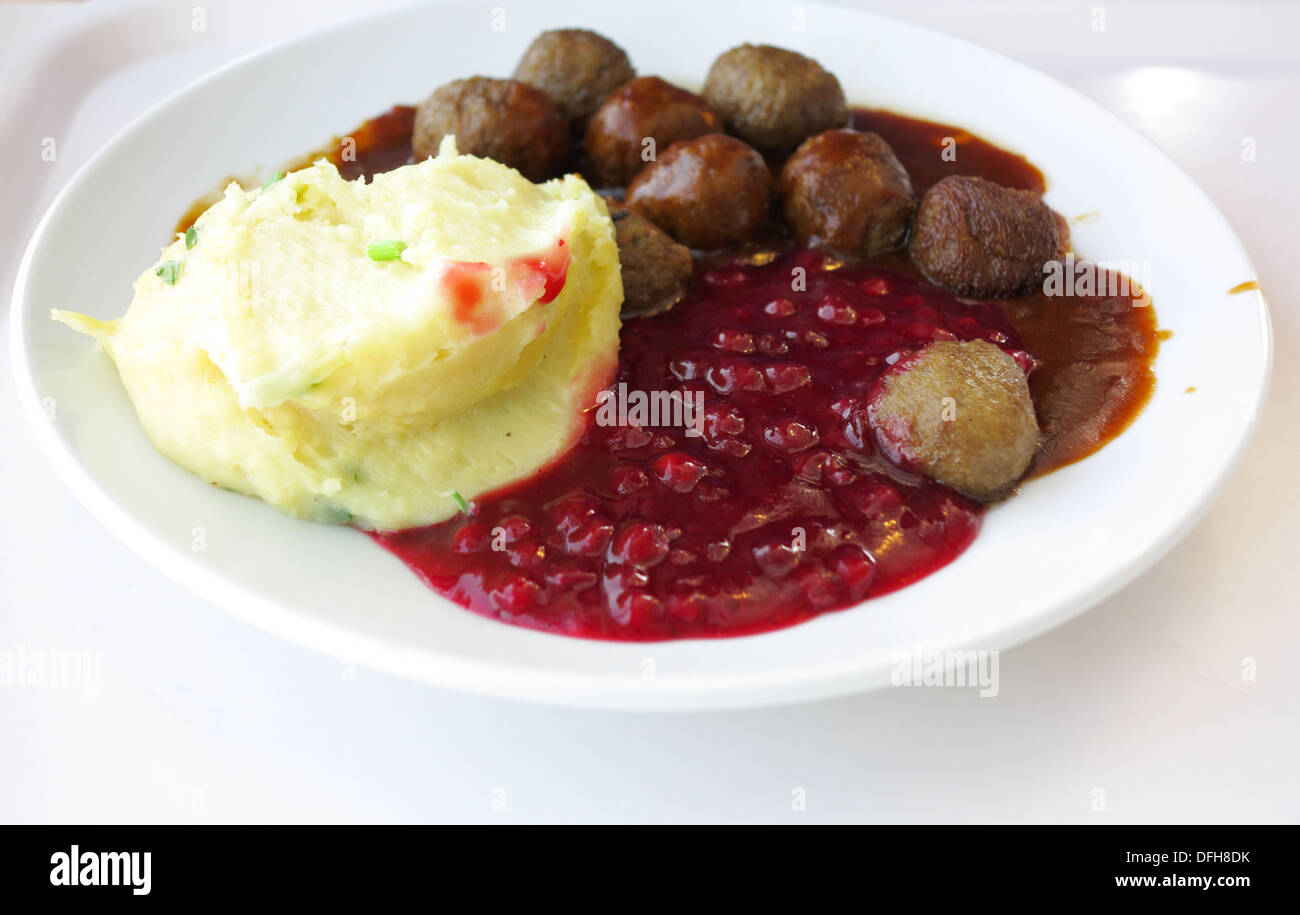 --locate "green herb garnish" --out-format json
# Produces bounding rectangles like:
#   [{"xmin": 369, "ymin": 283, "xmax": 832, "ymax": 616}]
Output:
[
  {"xmin": 155, "ymin": 261, "xmax": 182, "ymax": 285},
  {"xmin": 366, "ymin": 239, "xmax": 408, "ymax": 262},
  {"xmin": 449, "ymin": 490, "xmax": 468, "ymax": 514},
  {"xmin": 184, "ymin": 225, "xmax": 197, "ymax": 249},
  {"xmin": 260, "ymin": 172, "xmax": 285, "ymax": 191}
]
